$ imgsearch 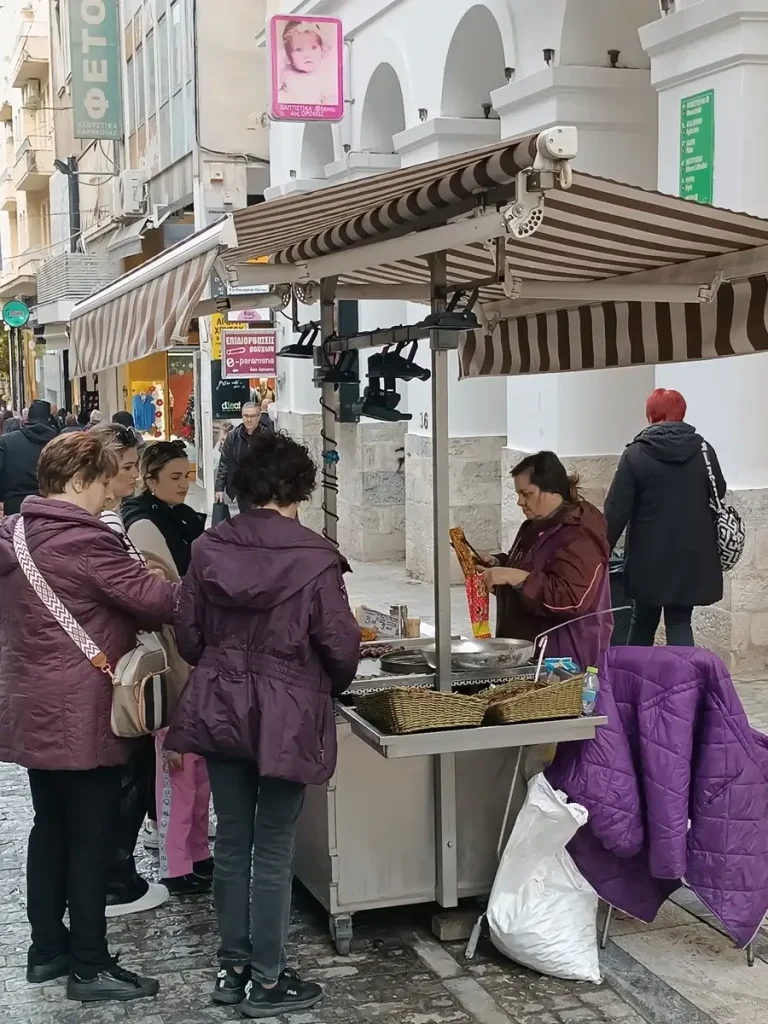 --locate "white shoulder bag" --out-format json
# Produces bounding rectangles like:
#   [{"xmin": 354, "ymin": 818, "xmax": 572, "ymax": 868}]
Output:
[{"xmin": 13, "ymin": 516, "xmax": 170, "ymax": 738}]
